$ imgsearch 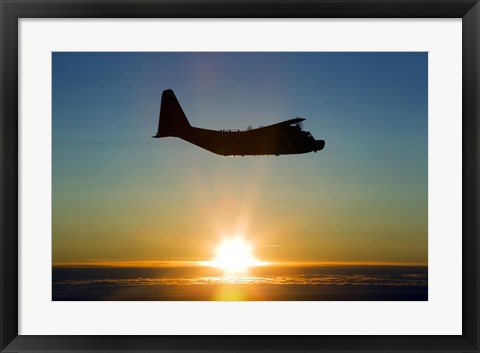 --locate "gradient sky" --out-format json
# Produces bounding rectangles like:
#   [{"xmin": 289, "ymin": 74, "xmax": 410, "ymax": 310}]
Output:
[{"xmin": 52, "ymin": 52, "xmax": 427, "ymax": 264}]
